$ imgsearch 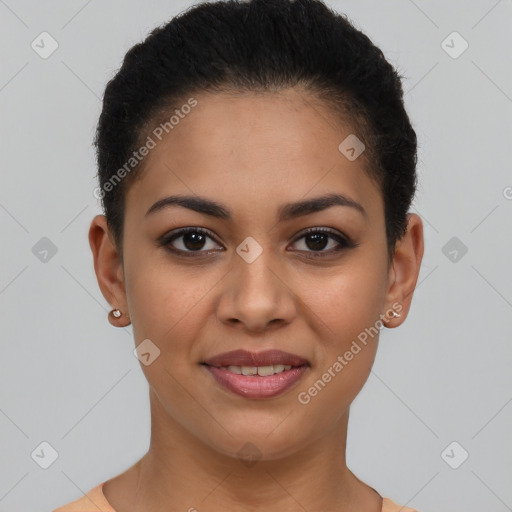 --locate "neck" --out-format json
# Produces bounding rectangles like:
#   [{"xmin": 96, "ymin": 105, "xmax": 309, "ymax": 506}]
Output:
[{"xmin": 105, "ymin": 390, "xmax": 382, "ymax": 512}]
